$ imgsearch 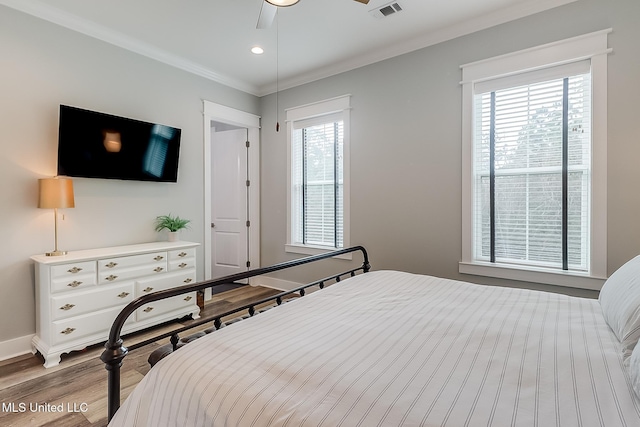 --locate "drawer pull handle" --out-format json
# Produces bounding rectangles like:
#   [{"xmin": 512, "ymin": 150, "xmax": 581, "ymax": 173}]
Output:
[
  {"xmin": 143, "ymin": 307, "xmax": 154, "ymax": 313},
  {"xmin": 60, "ymin": 327, "xmax": 75, "ymax": 335},
  {"xmin": 117, "ymin": 292, "xmax": 130, "ymax": 298},
  {"xmin": 105, "ymin": 262, "xmax": 118, "ymax": 268},
  {"xmin": 178, "ymin": 252, "xmax": 188, "ymax": 257},
  {"xmin": 154, "ymin": 256, "xmax": 164, "ymax": 261},
  {"xmin": 105, "ymin": 275, "xmax": 118, "ymax": 282},
  {"xmin": 178, "ymin": 263, "xmax": 188, "ymax": 268},
  {"xmin": 153, "ymin": 267, "xmax": 164, "ymax": 273},
  {"xmin": 184, "ymin": 296, "xmax": 193, "ymax": 302},
  {"xmin": 60, "ymin": 303, "xmax": 75, "ymax": 311},
  {"xmin": 67, "ymin": 281, "xmax": 83, "ymax": 288},
  {"xmin": 183, "ymin": 278, "xmax": 193, "ymax": 284},
  {"xmin": 143, "ymin": 287, "xmax": 154, "ymax": 293},
  {"xmin": 67, "ymin": 267, "xmax": 83, "ymax": 274}
]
